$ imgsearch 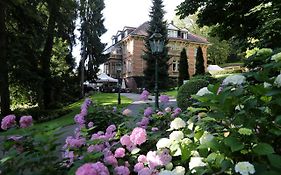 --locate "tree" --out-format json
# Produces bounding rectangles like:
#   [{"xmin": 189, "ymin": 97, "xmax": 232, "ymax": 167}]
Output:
[
  {"xmin": 143, "ymin": 0, "xmax": 170, "ymax": 90},
  {"xmin": 195, "ymin": 46, "xmax": 205, "ymax": 75},
  {"xmin": 79, "ymin": 0, "xmax": 108, "ymax": 84},
  {"xmin": 3, "ymin": 0, "xmax": 77, "ymax": 111},
  {"xmin": 178, "ymin": 48, "xmax": 189, "ymax": 87},
  {"xmin": 208, "ymin": 37, "xmax": 231, "ymax": 65},
  {"xmin": 174, "ymin": 14, "xmax": 233, "ymax": 65},
  {"xmin": 176, "ymin": 0, "xmax": 281, "ymax": 50},
  {"xmin": 0, "ymin": 1, "xmax": 10, "ymax": 116}
]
